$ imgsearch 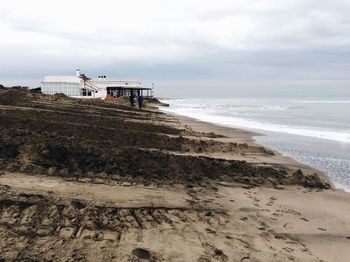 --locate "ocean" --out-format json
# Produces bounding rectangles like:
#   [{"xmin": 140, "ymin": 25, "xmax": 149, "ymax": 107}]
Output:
[{"xmin": 160, "ymin": 98, "xmax": 350, "ymax": 192}]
